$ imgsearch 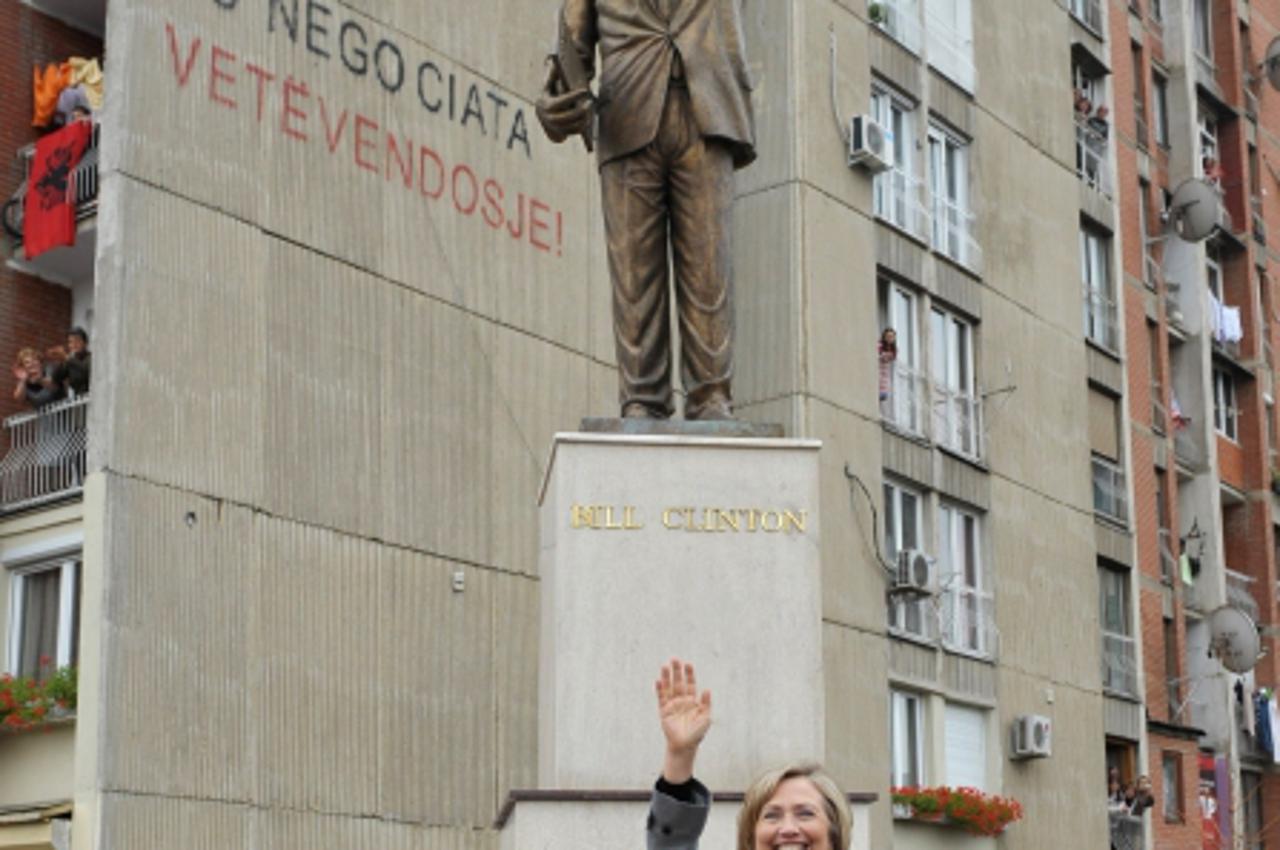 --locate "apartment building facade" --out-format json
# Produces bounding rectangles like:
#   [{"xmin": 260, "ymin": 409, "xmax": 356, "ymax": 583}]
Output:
[{"xmin": 2, "ymin": 1, "xmax": 1261, "ymax": 850}]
